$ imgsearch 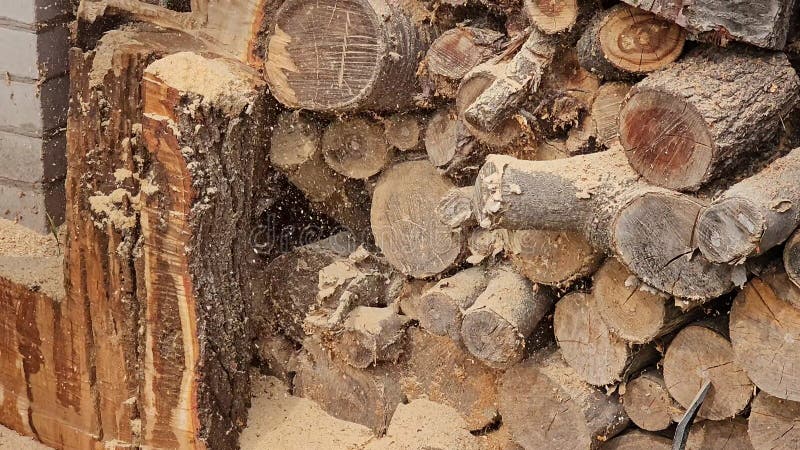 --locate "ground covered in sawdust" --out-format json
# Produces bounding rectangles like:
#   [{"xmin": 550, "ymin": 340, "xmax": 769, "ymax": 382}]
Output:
[
  {"xmin": 0, "ymin": 218, "xmax": 64, "ymax": 257},
  {"xmin": 0, "ymin": 425, "xmax": 50, "ymax": 449}
]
